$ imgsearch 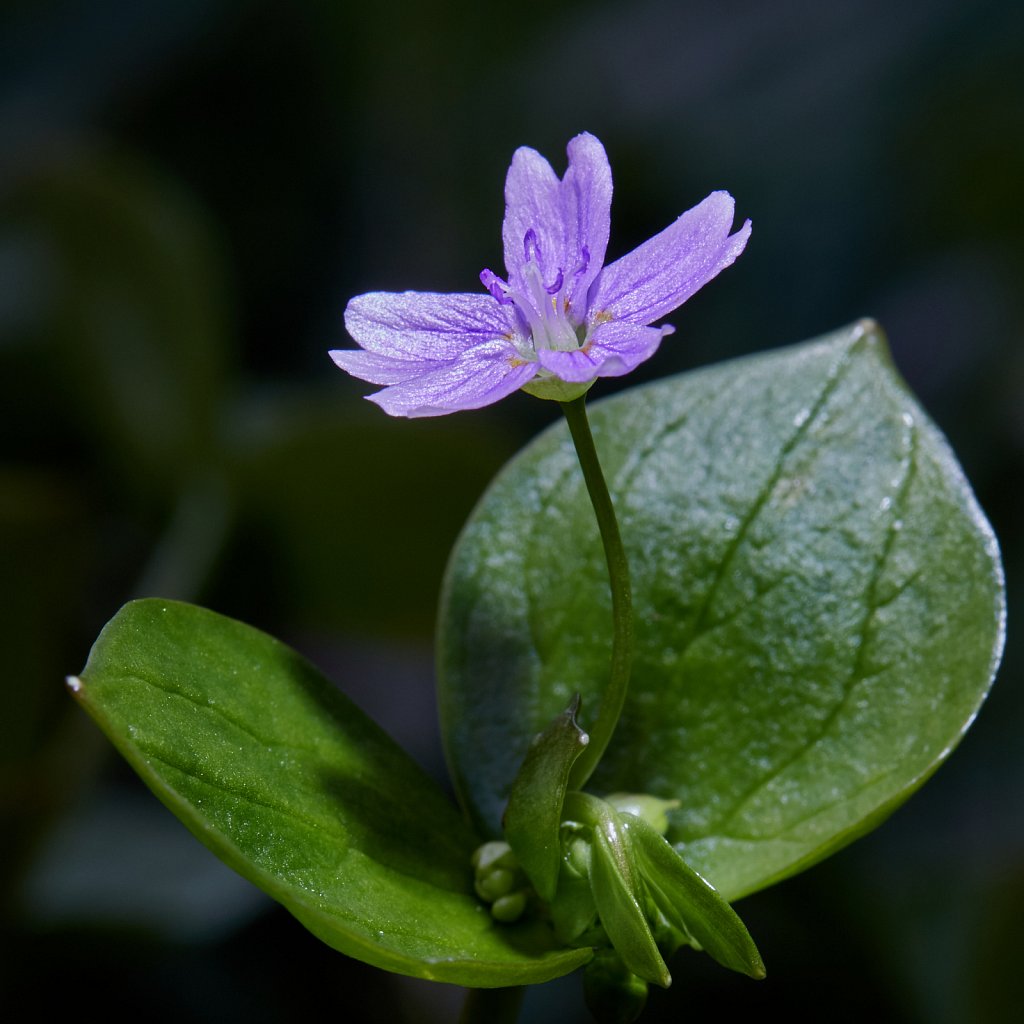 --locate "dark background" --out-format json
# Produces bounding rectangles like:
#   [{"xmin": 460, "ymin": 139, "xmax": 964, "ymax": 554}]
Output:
[{"xmin": 2, "ymin": 1, "xmax": 1021, "ymax": 1021}]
